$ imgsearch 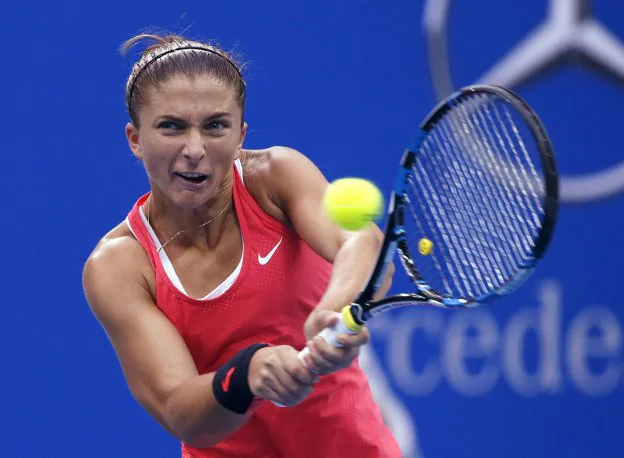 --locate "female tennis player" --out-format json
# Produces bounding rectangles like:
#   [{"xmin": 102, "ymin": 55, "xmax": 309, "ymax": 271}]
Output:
[{"xmin": 82, "ymin": 33, "xmax": 400, "ymax": 457}]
